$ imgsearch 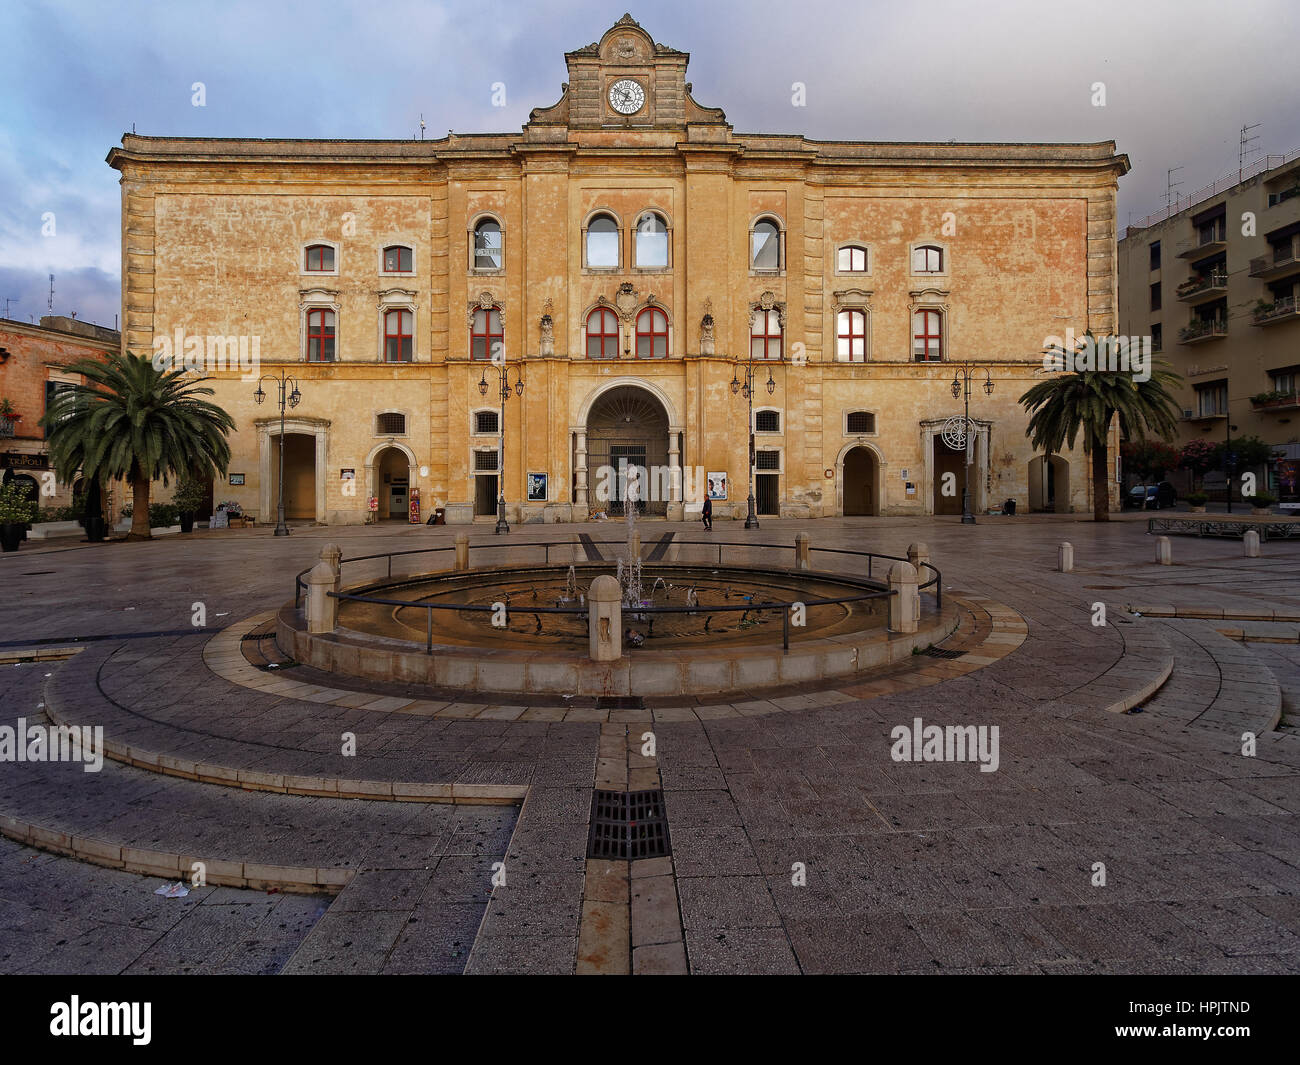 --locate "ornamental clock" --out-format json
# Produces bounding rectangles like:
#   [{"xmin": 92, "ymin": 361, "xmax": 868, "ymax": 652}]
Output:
[{"xmin": 608, "ymin": 79, "xmax": 645, "ymax": 115}]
